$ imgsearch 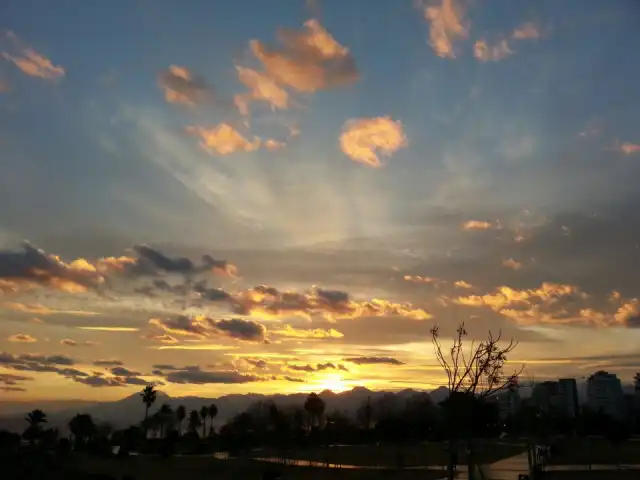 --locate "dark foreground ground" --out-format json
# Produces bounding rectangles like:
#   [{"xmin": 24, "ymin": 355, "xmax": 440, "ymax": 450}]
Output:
[{"xmin": 69, "ymin": 455, "xmax": 447, "ymax": 479}]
